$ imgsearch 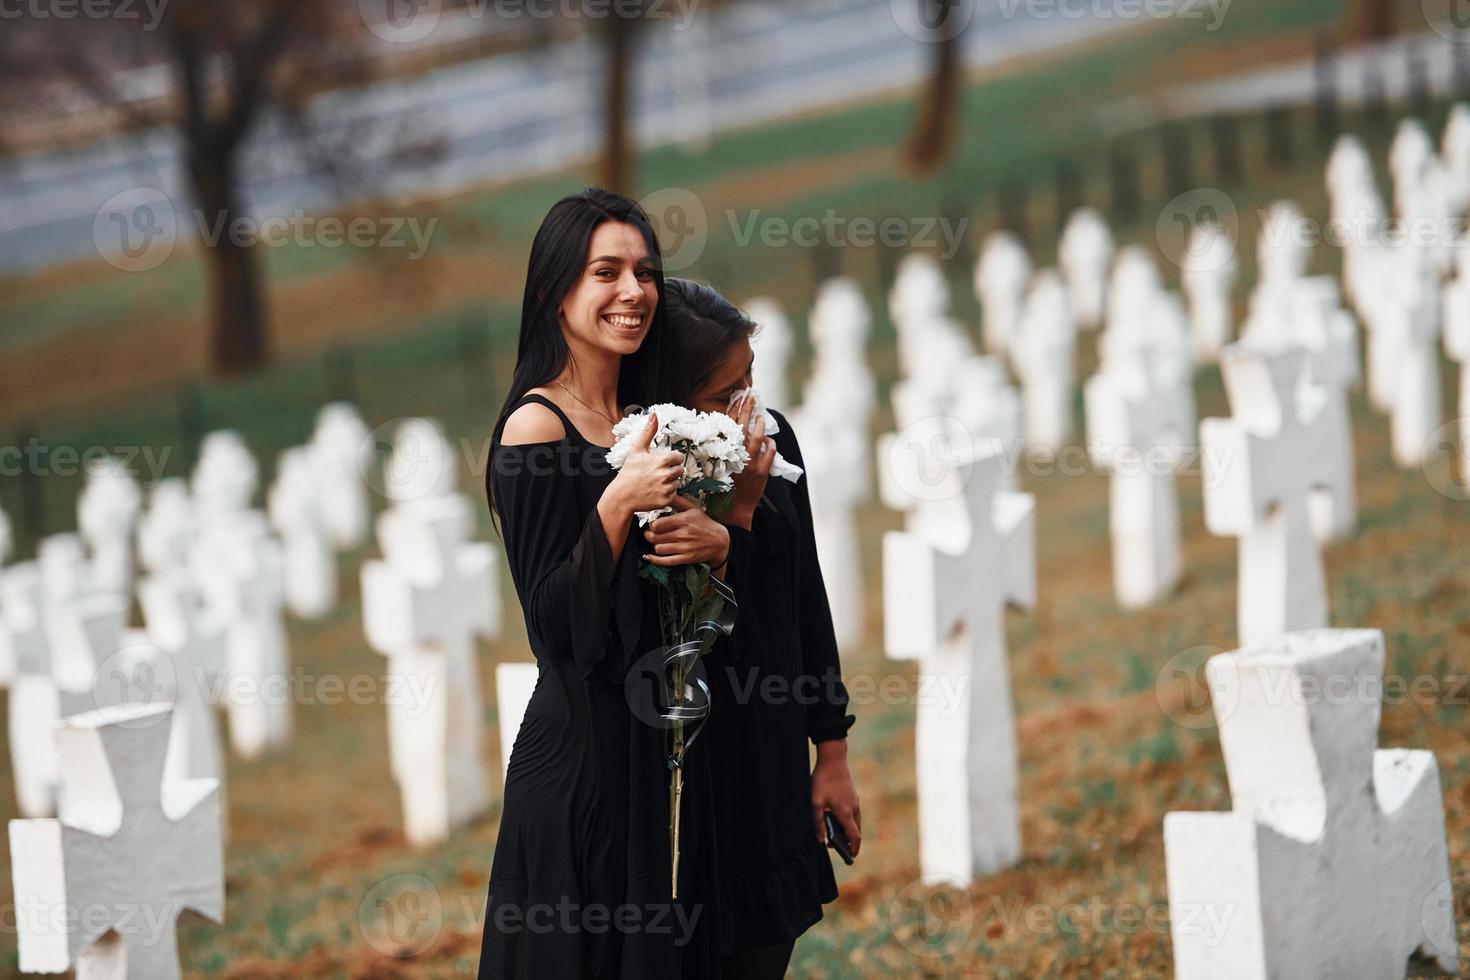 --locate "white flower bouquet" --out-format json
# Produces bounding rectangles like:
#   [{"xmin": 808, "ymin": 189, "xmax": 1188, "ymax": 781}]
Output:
[{"xmin": 604, "ymin": 403, "xmax": 746, "ymax": 897}]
